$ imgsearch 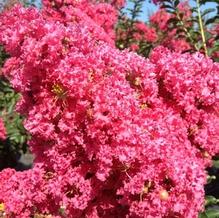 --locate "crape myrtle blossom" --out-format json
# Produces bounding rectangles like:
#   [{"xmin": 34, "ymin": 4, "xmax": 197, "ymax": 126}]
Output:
[
  {"xmin": 0, "ymin": 3, "xmax": 217, "ymax": 218},
  {"xmin": 150, "ymin": 3, "xmax": 192, "ymax": 53},
  {"xmin": 150, "ymin": 46, "xmax": 219, "ymax": 161},
  {"xmin": 152, "ymin": 0, "xmax": 163, "ymax": 4},
  {"xmin": 150, "ymin": 9, "xmax": 171, "ymax": 31},
  {"xmin": 134, "ymin": 22, "xmax": 158, "ymax": 43},
  {"xmin": 42, "ymin": 0, "xmax": 118, "ymax": 42},
  {"xmin": 0, "ymin": 118, "xmax": 6, "ymax": 140}
]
